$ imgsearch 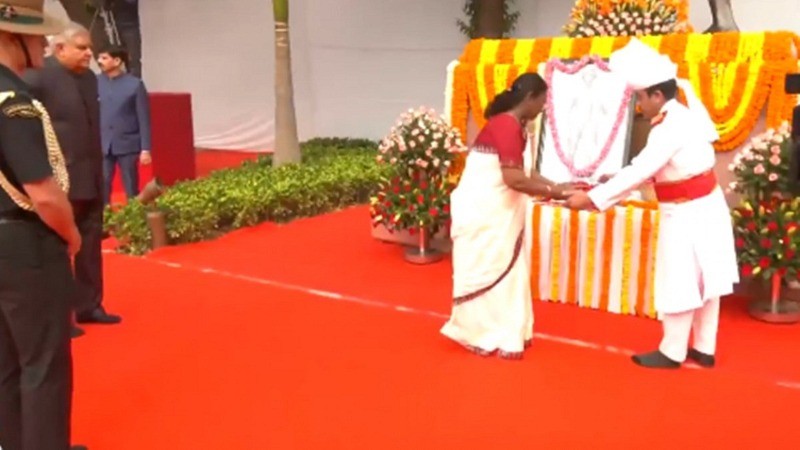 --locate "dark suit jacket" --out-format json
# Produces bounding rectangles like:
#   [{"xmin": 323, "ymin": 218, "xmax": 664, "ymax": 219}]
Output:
[
  {"xmin": 23, "ymin": 57, "xmax": 103, "ymax": 201},
  {"xmin": 98, "ymin": 72, "xmax": 152, "ymax": 156}
]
